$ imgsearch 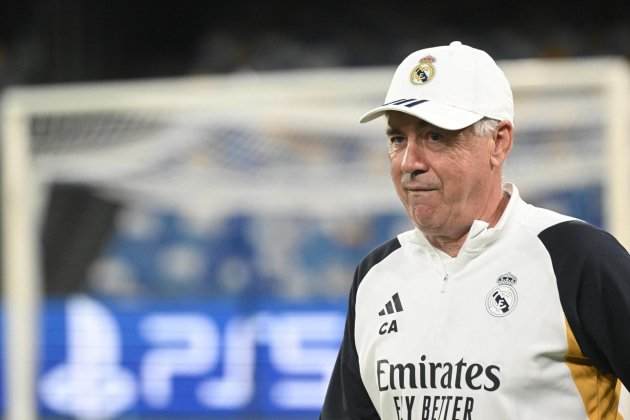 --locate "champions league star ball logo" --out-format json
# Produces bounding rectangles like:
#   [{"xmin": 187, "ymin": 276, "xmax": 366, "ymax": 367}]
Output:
[
  {"xmin": 486, "ymin": 273, "xmax": 518, "ymax": 317},
  {"xmin": 410, "ymin": 55, "xmax": 436, "ymax": 84}
]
